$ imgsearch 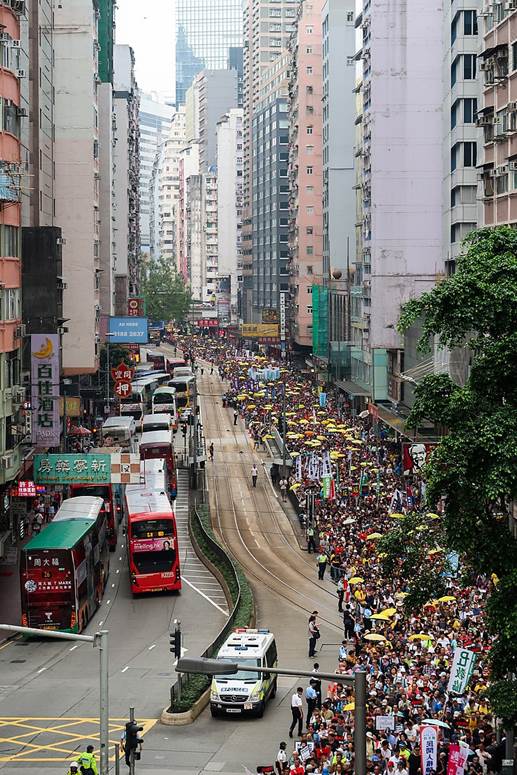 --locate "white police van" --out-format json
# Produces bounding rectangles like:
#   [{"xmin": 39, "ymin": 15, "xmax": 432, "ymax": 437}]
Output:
[{"xmin": 210, "ymin": 628, "xmax": 277, "ymax": 718}]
